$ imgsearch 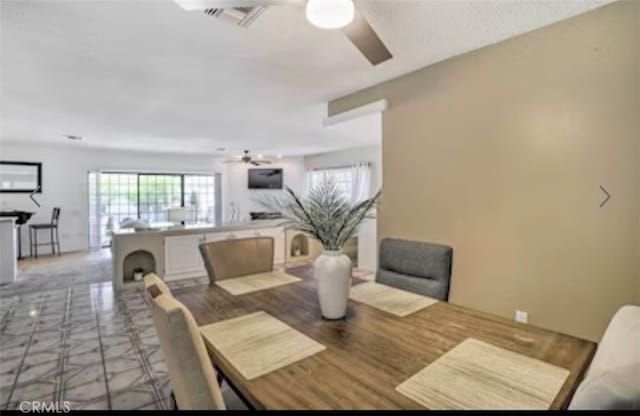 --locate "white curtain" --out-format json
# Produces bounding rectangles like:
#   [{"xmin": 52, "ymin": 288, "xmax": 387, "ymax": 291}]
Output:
[
  {"xmin": 306, "ymin": 164, "xmax": 371, "ymax": 204},
  {"xmin": 350, "ymin": 163, "xmax": 371, "ymax": 203},
  {"xmin": 305, "ymin": 169, "xmax": 315, "ymax": 195}
]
